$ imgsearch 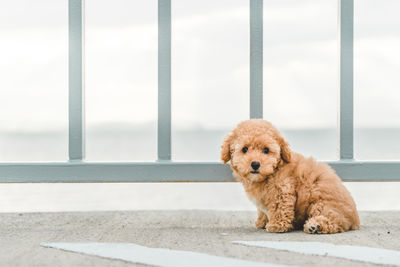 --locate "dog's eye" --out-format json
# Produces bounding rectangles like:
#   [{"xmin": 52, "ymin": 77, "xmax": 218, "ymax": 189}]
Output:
[
  {"xmin": 242, "ymin": 147, "xmax": 248, "ymax": 153},
  {"xmin": 263, "ymin": 148, "xmax": 269, "ymax": 154}
]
